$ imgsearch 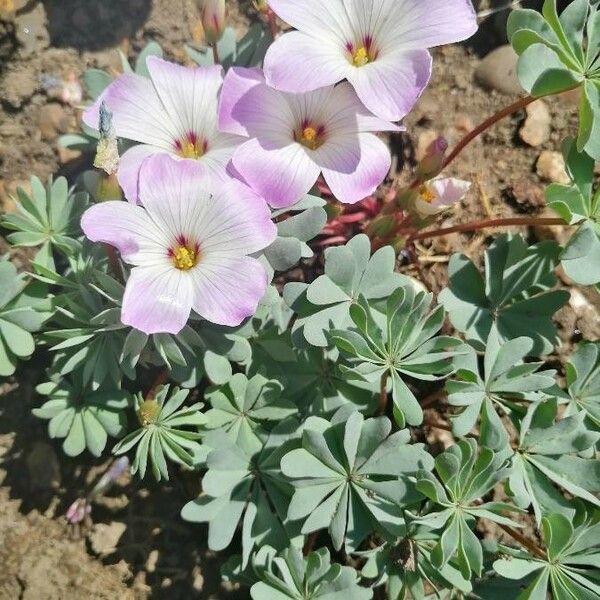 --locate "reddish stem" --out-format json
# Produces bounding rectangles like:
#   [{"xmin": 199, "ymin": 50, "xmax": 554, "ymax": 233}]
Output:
[
  {"xmin": 377, "ymin": 373, "xmax": 388, "ymax": 416},
  {"xmin": 267, "ymin": 10, "xmax": 278, "ymax": 39},
  {"xmin": 104, "ymin": 244, "xmax": 122, "ymax": 282},
  {"xmin": 409, "ymin": 217, "xmax": 566, "ymax": 243},
  {"xmin": 441, "ymin": 95, "xmax": 537, "ymax": 171},
  {"xmin": 211, "ymin": 43, "xmax": 220, "ymax": 64},
  {"xmin": 497, "ymin": 524, "xmax": 546, "ymax": 560},
  {"xmin": 147, "ymin": 369, "xmax": 170, "ymax": 400}
]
